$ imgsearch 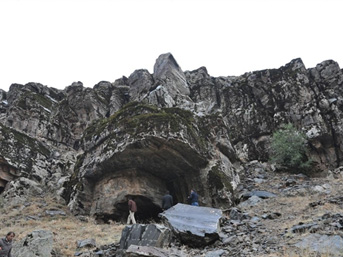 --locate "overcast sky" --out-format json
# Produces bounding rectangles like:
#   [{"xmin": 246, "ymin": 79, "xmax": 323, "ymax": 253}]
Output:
[{"xmin": 0, "ymin": 0, "xmax": 342, "ymax": 91}]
